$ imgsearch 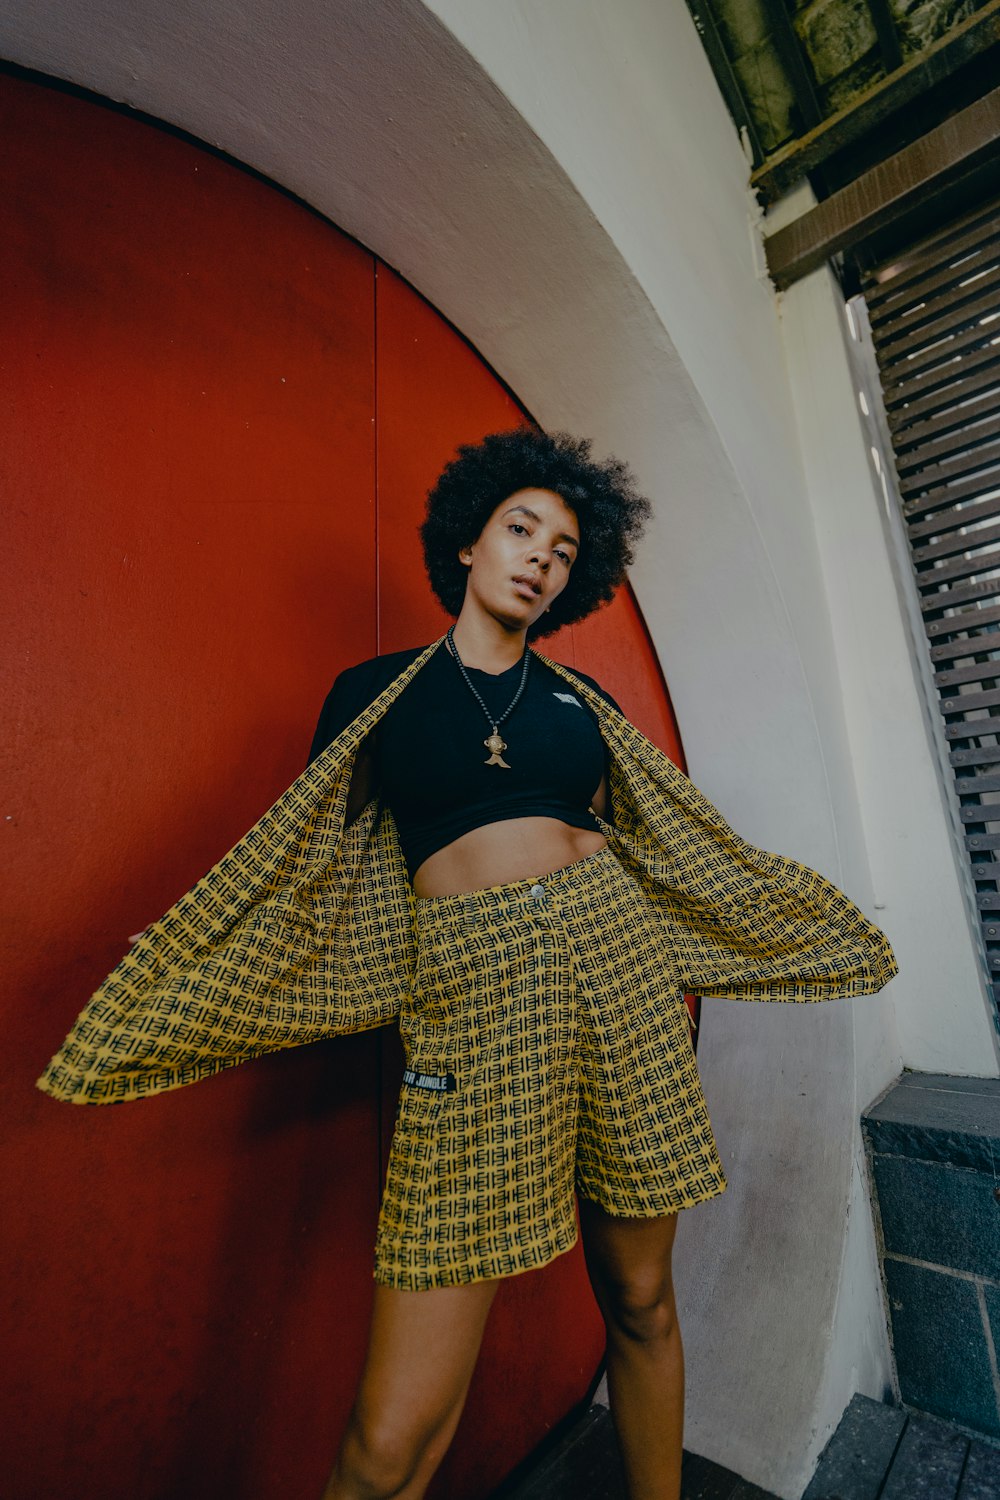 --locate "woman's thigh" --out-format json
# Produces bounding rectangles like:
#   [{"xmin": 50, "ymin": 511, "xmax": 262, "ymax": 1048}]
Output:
[{"xmin": 351, "ymin": 1280, "xmax": 500, "ymax": 1445}]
